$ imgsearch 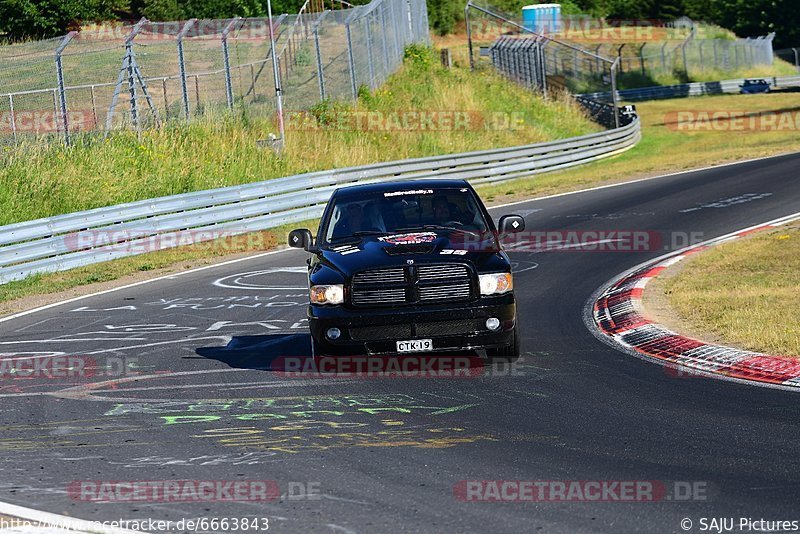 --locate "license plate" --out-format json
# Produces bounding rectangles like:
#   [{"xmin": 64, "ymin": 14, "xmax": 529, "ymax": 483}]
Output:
[{"xmin": 396, "ymin": 339, "xmax": 433, "ymax": 353}]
